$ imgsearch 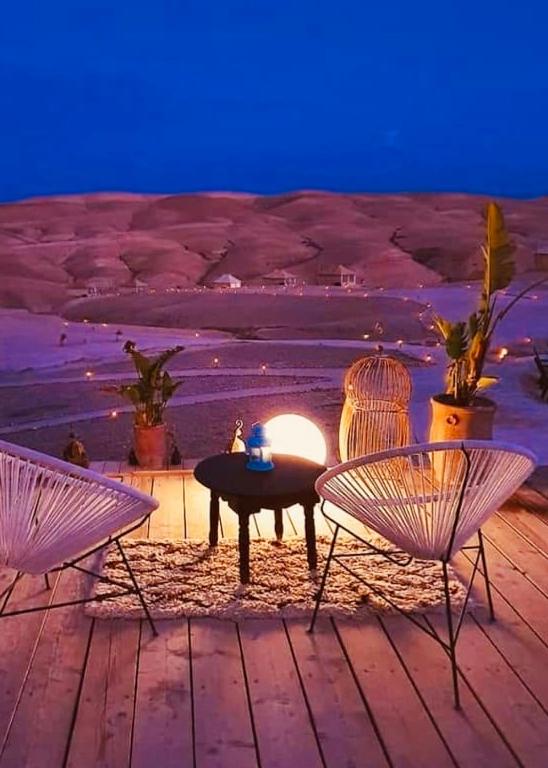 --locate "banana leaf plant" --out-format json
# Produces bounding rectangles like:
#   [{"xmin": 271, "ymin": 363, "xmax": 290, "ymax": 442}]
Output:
[
  {"xmin": 434, "ymin": 202, "xmax": 545, "ymax": 406},
  {"xmin": 106, "ymin": 341, "xmax": 184, "ymax": 427}
]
